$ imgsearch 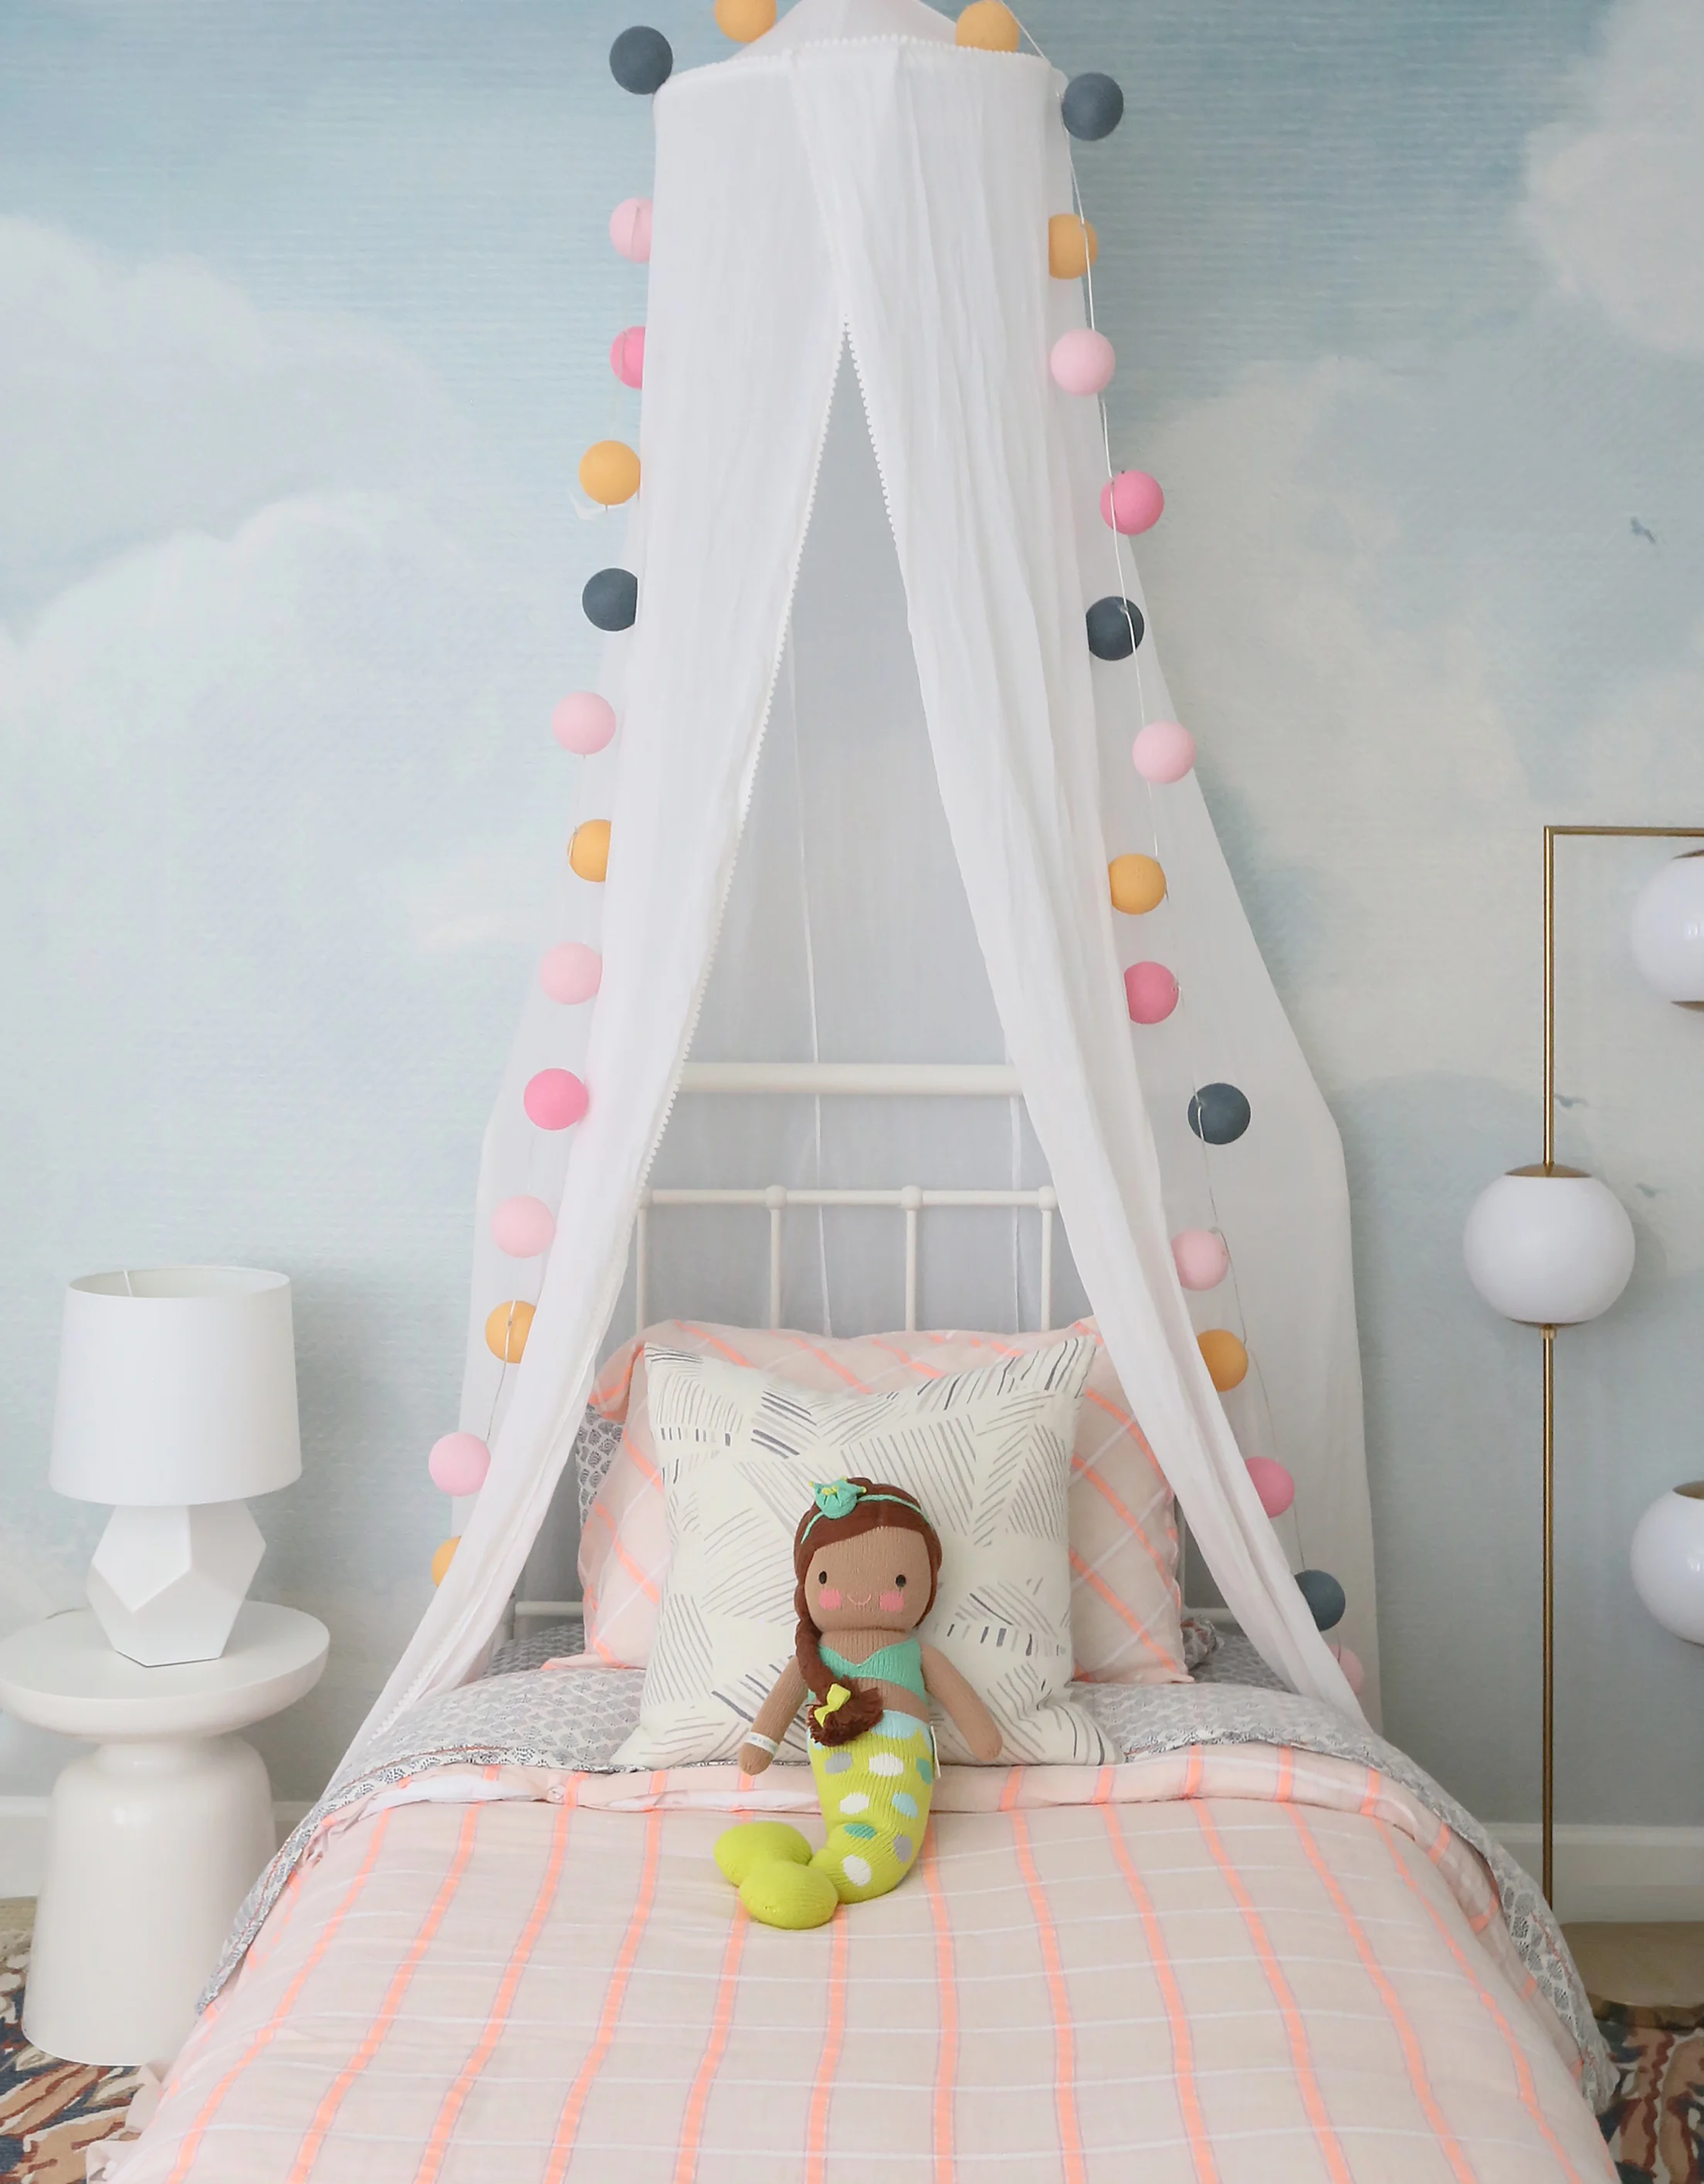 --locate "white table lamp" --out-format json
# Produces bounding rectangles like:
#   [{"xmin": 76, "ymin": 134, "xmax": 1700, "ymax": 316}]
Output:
[{"xmin": 50, "ymin": 1268, "xmax": 302, "ymax": 1666}]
